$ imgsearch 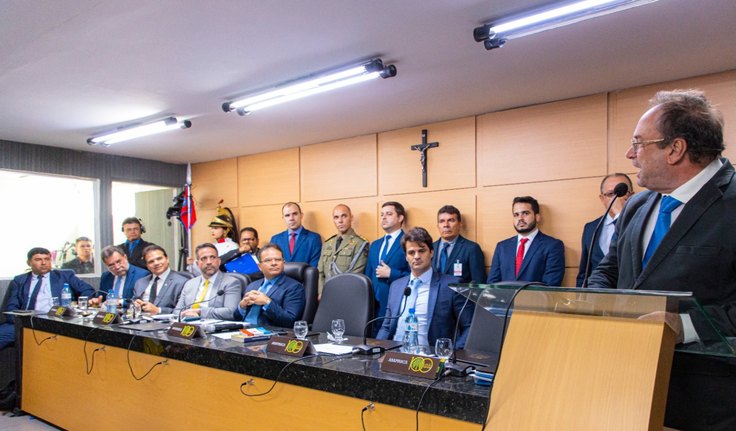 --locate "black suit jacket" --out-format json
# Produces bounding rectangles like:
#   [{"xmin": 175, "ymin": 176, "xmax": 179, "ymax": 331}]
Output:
[{"xmin": 588, "ymin": 158, "xmax": 736, "ymax": 431}]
